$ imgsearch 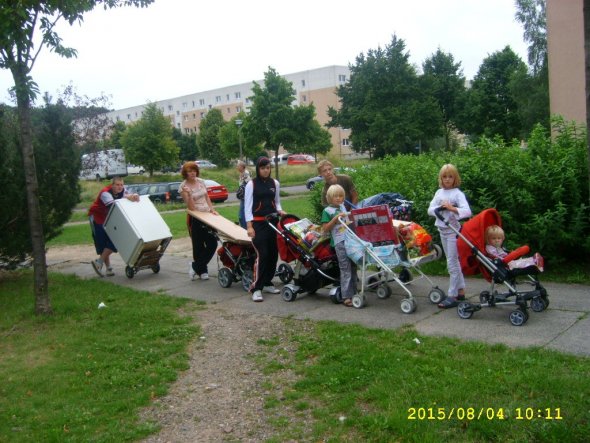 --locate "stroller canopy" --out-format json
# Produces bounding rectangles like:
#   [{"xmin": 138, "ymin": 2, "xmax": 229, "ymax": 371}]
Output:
[{"xmin": 457, "ymin": 208, "xmax": 502, "ymax": 276}]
